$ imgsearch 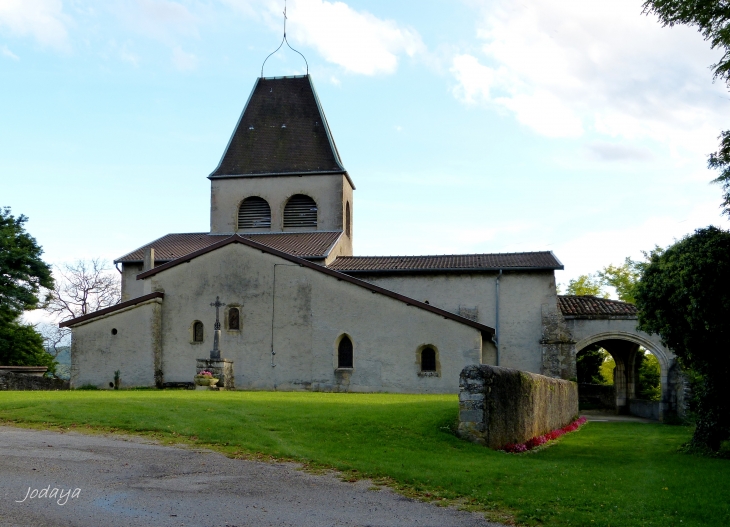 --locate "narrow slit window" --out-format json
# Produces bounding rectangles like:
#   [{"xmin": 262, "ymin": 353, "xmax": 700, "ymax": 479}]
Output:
[
  {"xmin": 238, "ymin": 197, "xmax": 271, "ymax": 230},
  {"xmin": 338, "ymin": 336, "xmax": 353, "ymax": 368},
  {"xmin": 345, "ymin": 202, "xmax": 351, "ymax": 237},
  {"xmin": 193, "ymin": 321, "xmax": 204, "ymax": 342},
  {"xmin": 283, "ymin": 194, "xmax": 317, "ymax": 228},
  {"xmin": 228, "ymin": 308, "xmax": 240, "ymax": 330},
  {"xmin": 421, "ymin": 347, "xmax": 436, "ymax": 372}
]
